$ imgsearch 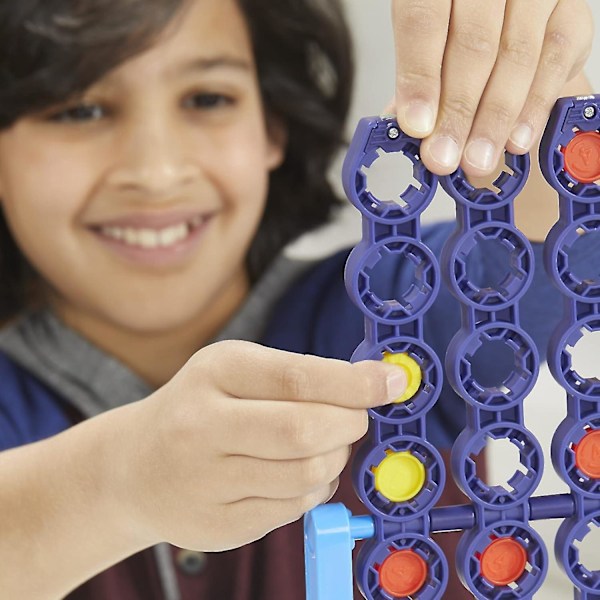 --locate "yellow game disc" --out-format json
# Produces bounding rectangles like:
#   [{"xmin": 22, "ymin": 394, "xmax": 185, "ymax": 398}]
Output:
[
  {"xmin": 382, "ymin": 352, "xmax": 422, "ymax": 403},
  {"xmin": 373, "ymin": 450, "xmax": 426, "ymax": 503}
]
